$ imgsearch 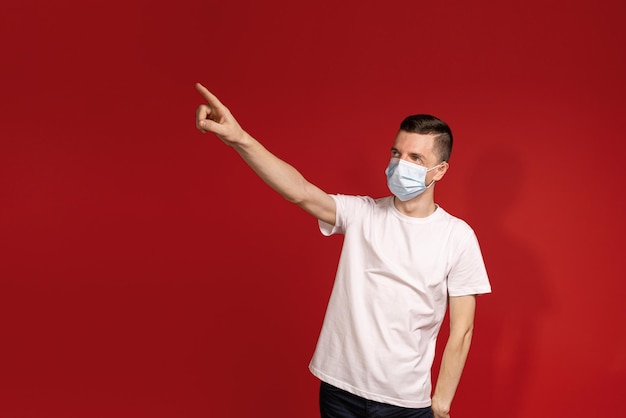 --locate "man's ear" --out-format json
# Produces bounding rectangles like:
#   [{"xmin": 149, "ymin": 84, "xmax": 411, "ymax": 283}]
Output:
[{"xmin": 433, "ymin": 161, "xmax": 449, "ymax": 181}]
